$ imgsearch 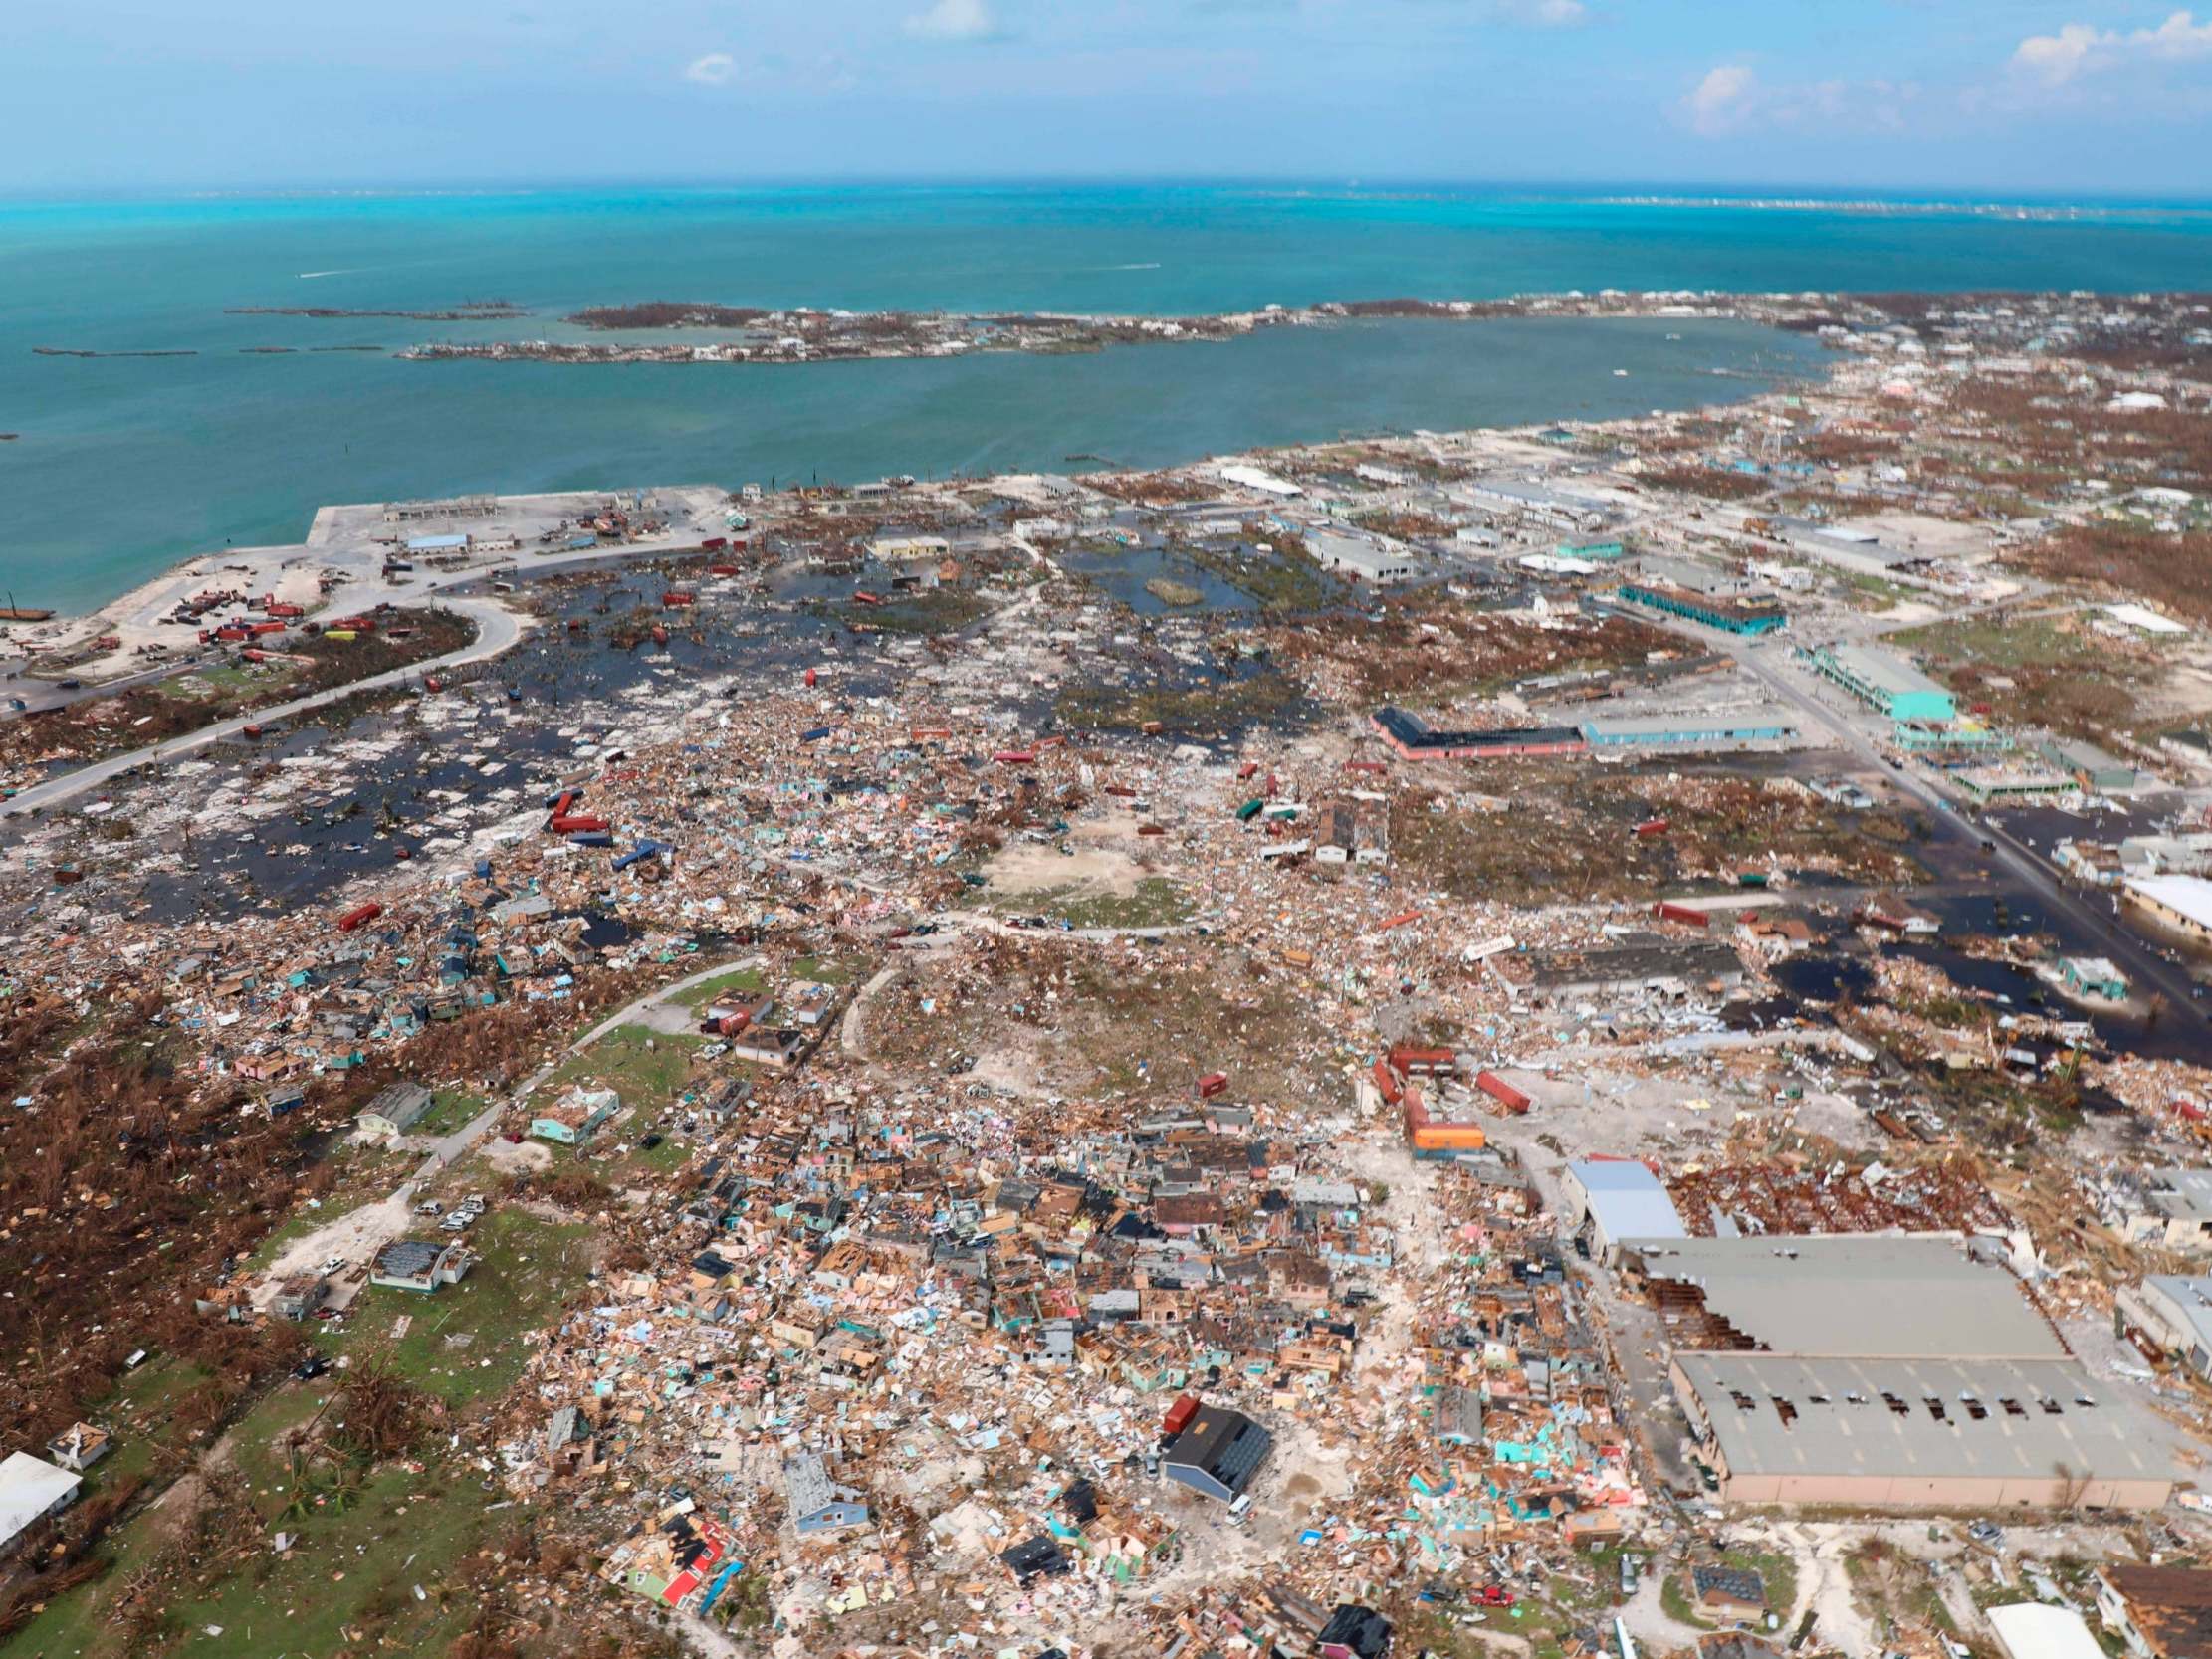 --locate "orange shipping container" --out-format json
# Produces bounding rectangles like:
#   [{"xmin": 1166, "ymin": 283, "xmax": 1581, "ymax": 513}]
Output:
[{"xmin": 1410, "ymin": 1122, "xmax": 1487, "ymax": 1152}]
